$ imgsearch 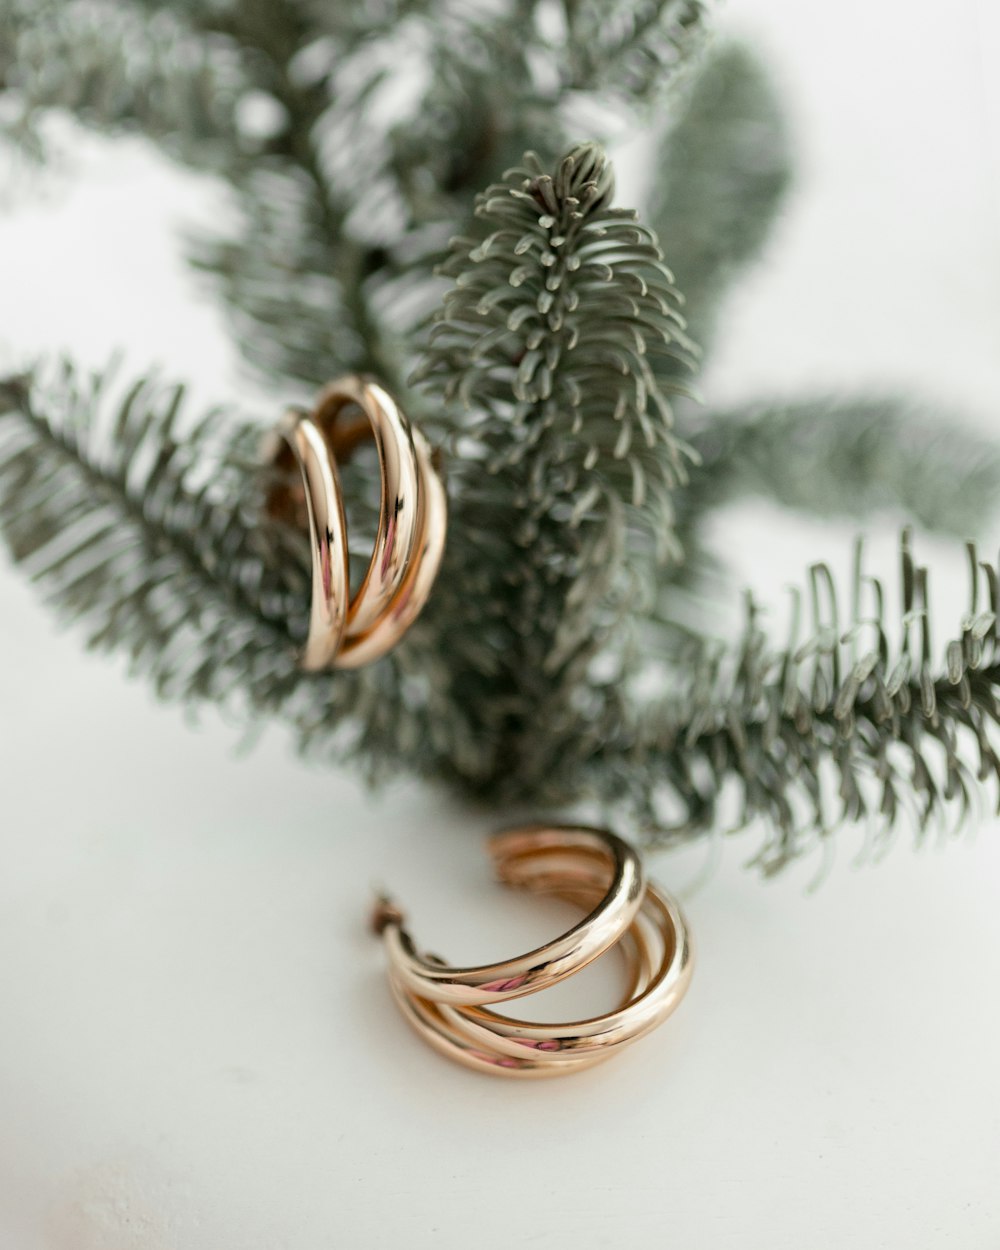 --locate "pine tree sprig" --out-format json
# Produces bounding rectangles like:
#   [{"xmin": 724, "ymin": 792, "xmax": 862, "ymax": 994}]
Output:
[
  {"xmin": 687, "ymin": 396, "xmax": 1000, "ymax": 539},
  {"xmin": 0, "ymin": 0, "xmax": 252, "ymax": 167},
  {"xmin": 0, "ymin": 364, "xmax": 304, "ymax": 701},
  {"xmin": 409, "ymin": 142, "xmax": 701, "ymax": 788},
  {"xmin": 562, "ymin": 0, "xmax": 706, "ymax": 104},
  {"xmin": 188, "ymin": 165, "xmax": 368, "ymax": 391},
  {"xmin": 0, "ymin": 361, "xmax": 497, "ymax": 784},
  {"xmin": 649, "ymin": 40, "xmax": 792, "ymax": 362},
  {"xmin": 2, "ymin": 6, "xmax": 998, "ymax": 873},
  {"xmin": 625, "ymin": 535, "xmax": 1000, "ymax": 873},
  {"xmin": 415, "ymin": 143, "xmax": 696, "ymax": 548}
]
